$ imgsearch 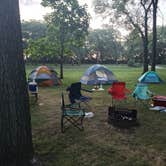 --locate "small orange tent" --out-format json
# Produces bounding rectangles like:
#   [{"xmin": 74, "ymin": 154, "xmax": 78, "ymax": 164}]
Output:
[{"xmin": 28, "ymin": 66, "xmax": 61, "ymax": 86}]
